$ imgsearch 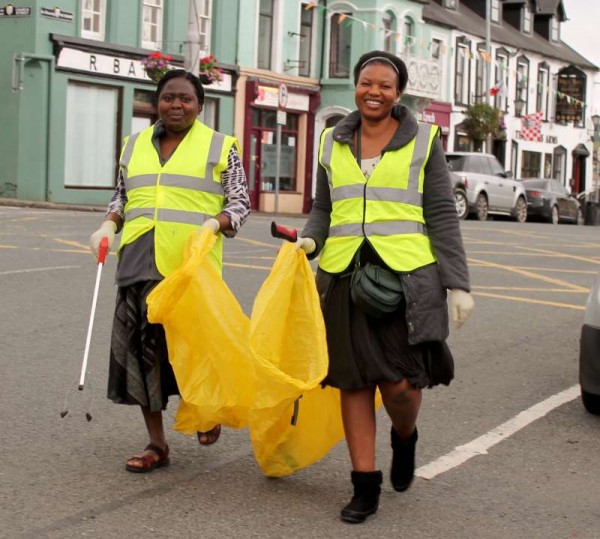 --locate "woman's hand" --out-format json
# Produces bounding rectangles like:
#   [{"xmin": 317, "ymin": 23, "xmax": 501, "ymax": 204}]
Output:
[
  {"xmin": 295, "ymin": 237, "xmax": 316, "ymax": 254},
  {"xmin": 89, "ymin": 220, "xmax": 117, "ymax": 259},
  {"xmin": 450, "ymin": 289, "xmax": 474, "ymax": 329}
]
